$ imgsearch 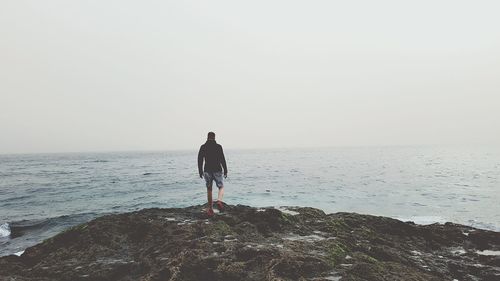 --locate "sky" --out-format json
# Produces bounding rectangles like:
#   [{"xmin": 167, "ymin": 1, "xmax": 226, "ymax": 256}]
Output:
[{"xmin": 1, "ymin": 0, "xmax": 499, "ymax": 154}]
